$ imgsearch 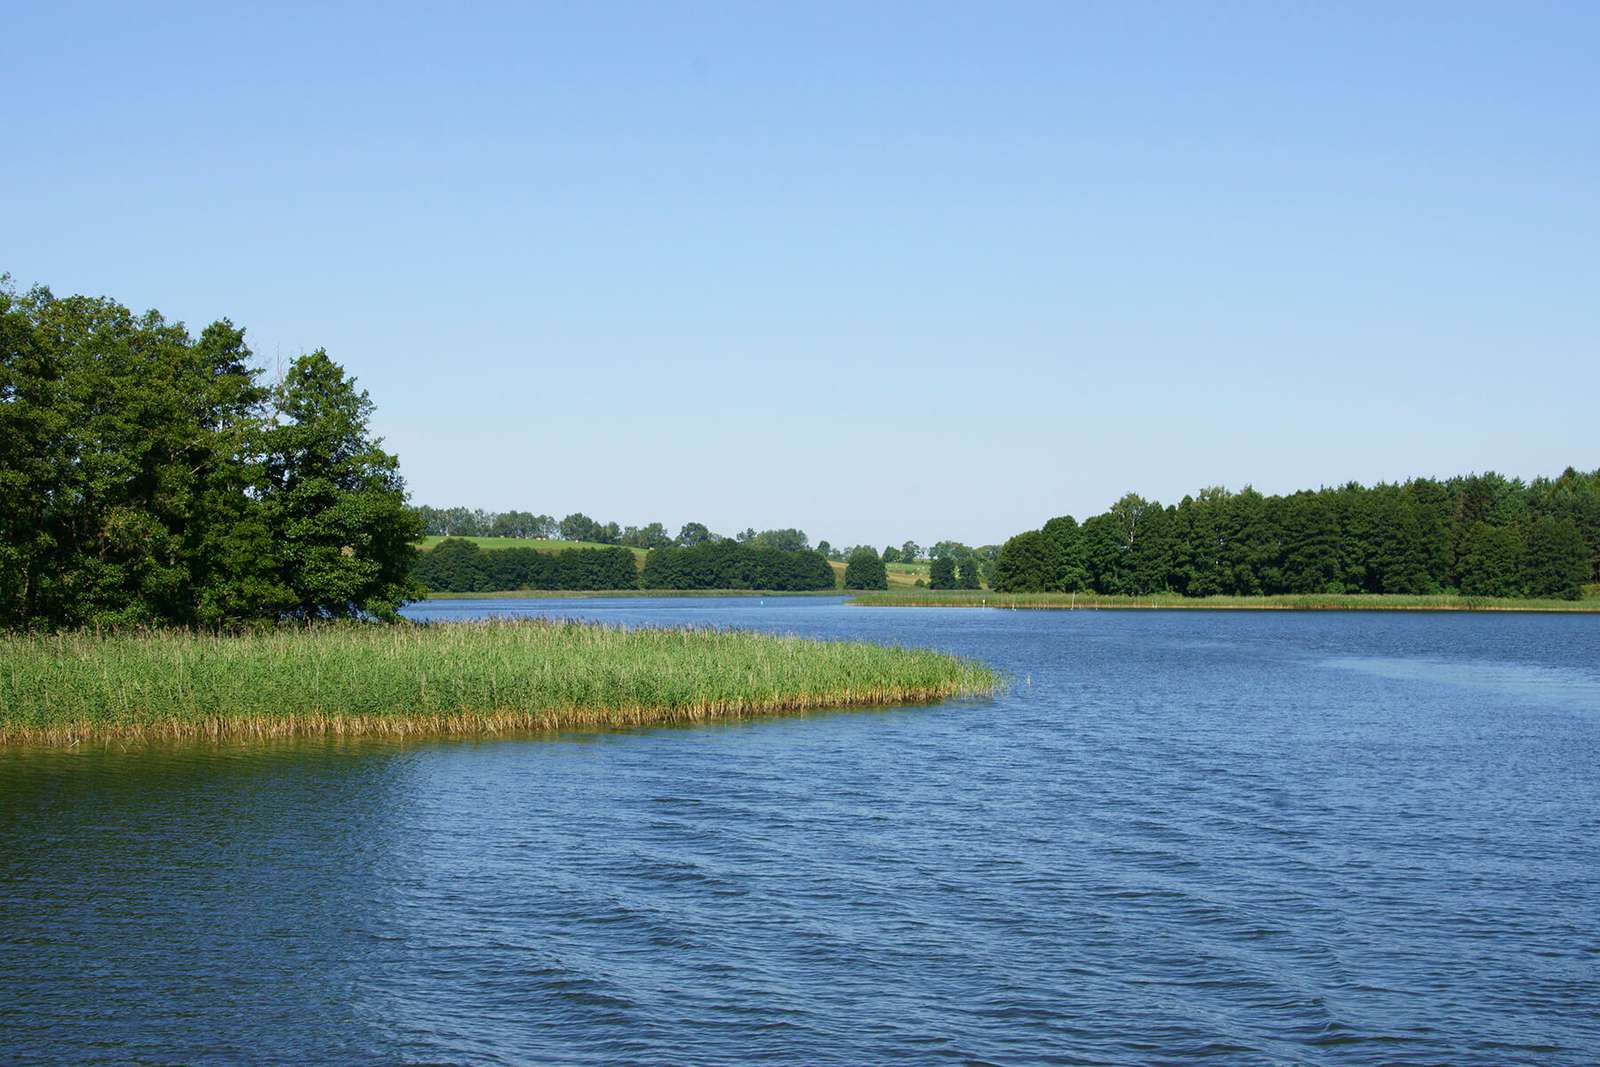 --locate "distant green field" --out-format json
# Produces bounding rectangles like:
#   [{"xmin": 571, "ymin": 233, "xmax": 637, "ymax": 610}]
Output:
[
  {"xmin": 827, "ymin": 559, "xmax": 934, "ymax": 589},
  {"xmin": 418, "ymin": 535, "xmax": 648, "ymax": 560}
]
